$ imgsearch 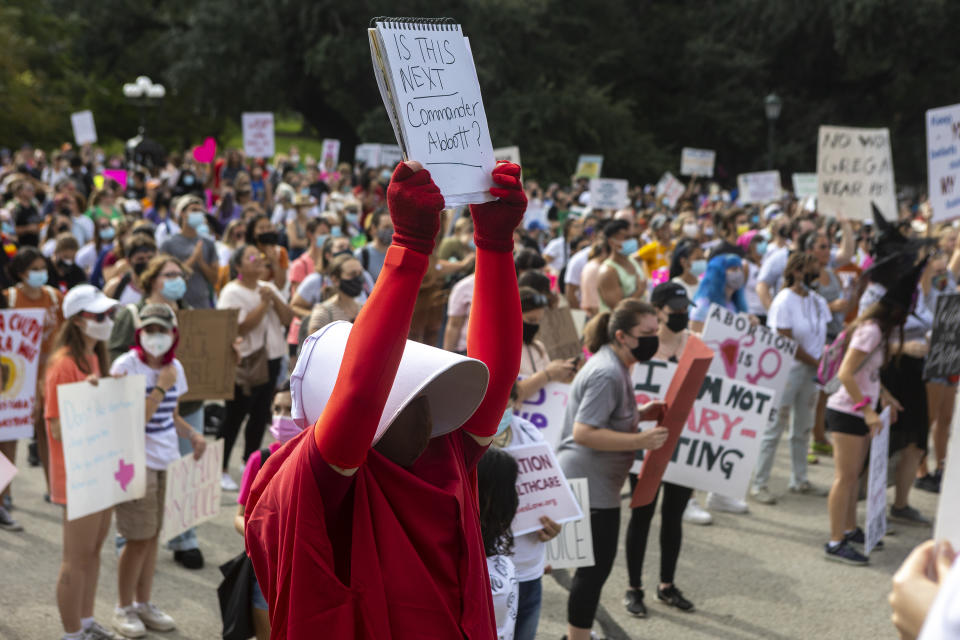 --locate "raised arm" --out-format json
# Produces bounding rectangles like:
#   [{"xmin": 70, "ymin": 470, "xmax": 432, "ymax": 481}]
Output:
[{"xmin": 313, "ymin": 162, "xmax": 443, "ymax": 471}]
